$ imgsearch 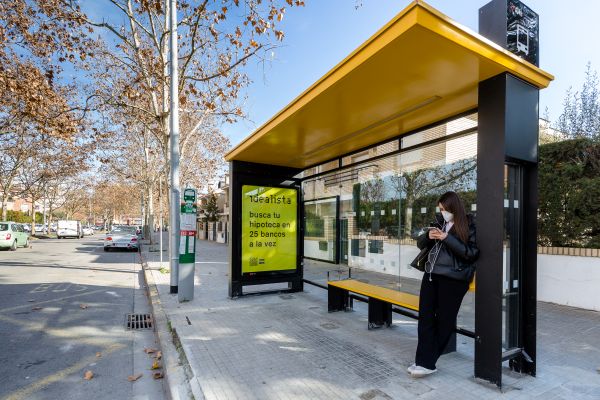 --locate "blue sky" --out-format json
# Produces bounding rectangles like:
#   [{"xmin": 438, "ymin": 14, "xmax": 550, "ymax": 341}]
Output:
[{"xmin": 226, "ymin": 0, "xmax": 600, "ymax": 146}]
